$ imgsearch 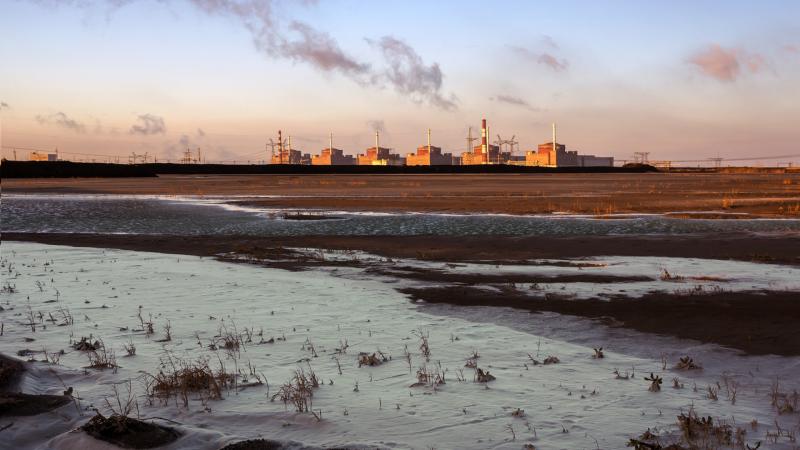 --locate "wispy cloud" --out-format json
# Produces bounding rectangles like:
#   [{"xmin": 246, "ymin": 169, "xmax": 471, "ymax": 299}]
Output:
[
  {"xmin": 44, "ymin": 0, "xmax": 456, "ymax": 110},
  {"xmin": 0, "ymin": 101, "xmax": 9, "ymax": 110},
  {"xmin": 129, "ymin": 113, "xmax": 166, "ymax": 135},
  {"xmin": 490, "ymin": 94, "xmax": 539, "ymax": 111},
  {"xmin": 783, "ymin": 44, "xmax": 799, "ymax": 54},
  {"xmin": 35, "ymin": 111, "xmax": 86, "ymax": 133},
  {"xmin": 509, "ymin": 45, "xmax": 569, "ymax": 72},
  {"xmin": 541, "ymin": 34, "xmax": 559, "ymax": 49},
  {"xmin": 189, "ymin": 0, "xmax": 370, "ymax": 81},
  {"xmin": 687, "ymin": 44, "xmax": 768, "ymax": 82},
  {"xmin": 369, "ymin": 36, "xmax": 457, "ymax": 110}
]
